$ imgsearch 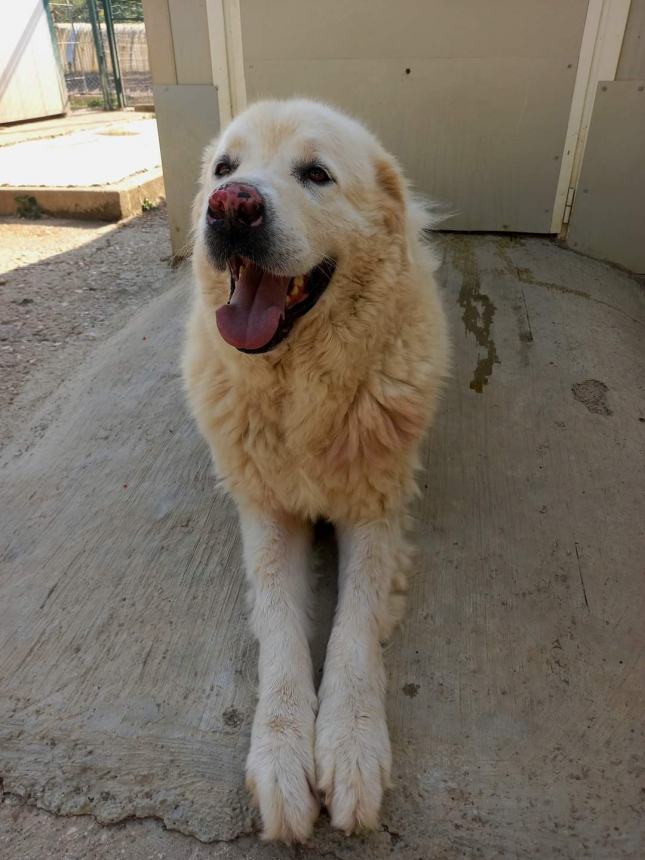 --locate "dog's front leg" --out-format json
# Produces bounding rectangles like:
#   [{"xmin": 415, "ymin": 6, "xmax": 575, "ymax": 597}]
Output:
[
  {"xmin": 240, "ymin": 508, "xmax": 319, "ymax": 842},
  {"xmin": 316, "ymin": 516, "xmax": 408, "ymax": 833}
]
